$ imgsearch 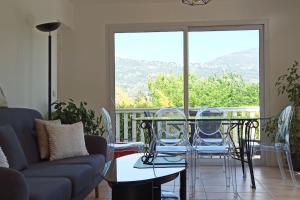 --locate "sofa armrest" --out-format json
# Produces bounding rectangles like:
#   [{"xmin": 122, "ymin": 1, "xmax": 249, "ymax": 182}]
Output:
[
  {"xmin": 0, "ymin": 167, "xmax": 28, "ymax": 200},
  {"xmin": 84, "ymin": 135, "xmax": 107, "ymax": 156}
]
